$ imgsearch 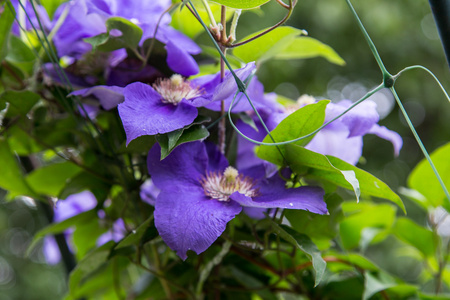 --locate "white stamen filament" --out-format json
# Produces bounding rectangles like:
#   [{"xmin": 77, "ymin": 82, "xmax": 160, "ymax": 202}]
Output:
[
  {"xmin": 201, "ymin": 167, "xmax": 258, "ymax": 202},
  {"xmin": 153, "ymin": 74, "xmax": 202, "ymax": 105}
]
